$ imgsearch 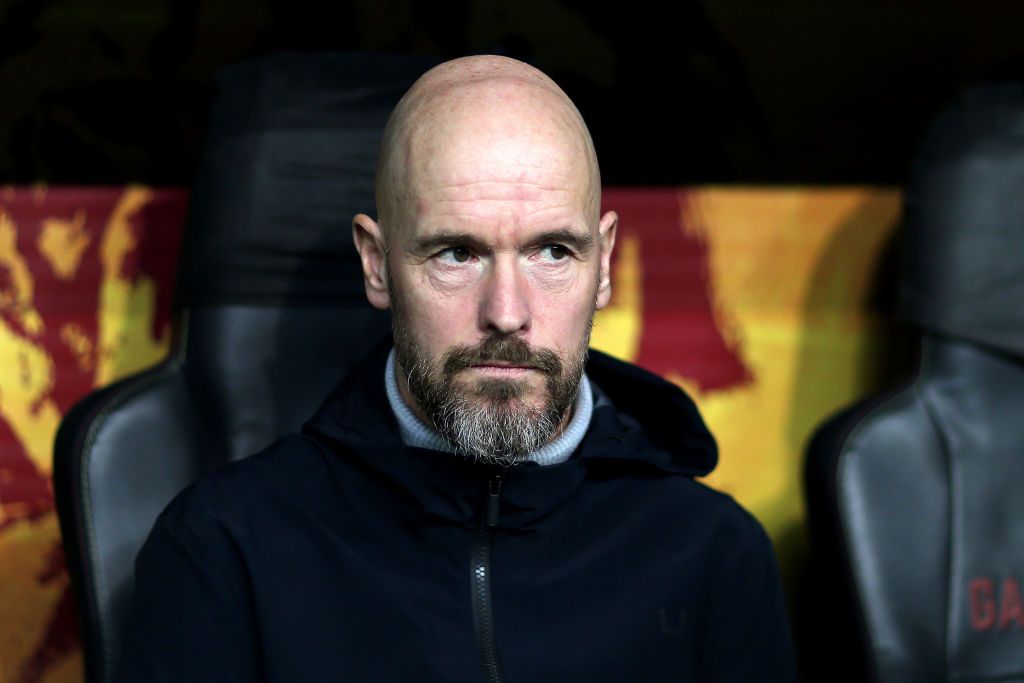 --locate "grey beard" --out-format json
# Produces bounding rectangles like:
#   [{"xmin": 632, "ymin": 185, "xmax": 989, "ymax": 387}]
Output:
[
  {"xmin": 394, "ymin": 333, "xmax": 587, "ymax": 466},
  {"xmin": 399, "ymin": 346, "xmax": 580, "ymax": 467},
  {"xmin": 430, "ymin": 385, "xmax": 560, "ymax": 467}
]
